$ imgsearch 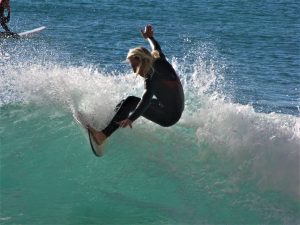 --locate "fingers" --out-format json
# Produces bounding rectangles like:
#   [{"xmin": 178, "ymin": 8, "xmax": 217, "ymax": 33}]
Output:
[
  {"xmin": 116, "ymin": 120, "xmax": 133, "ymax": 128},
  {"xmin": 140, "ymin": 29, "xmax": 146, "ymax": 39},
  {"xmin": 141, "ymin": 24, "xmax": 153, "ymax": 39},
  {"xmin": 116, "ymin": 121, "xmax": 124, "ymax": 127},
  {"xmin": 116, "ymin": 121, "xmax": 123, "ymax": 127},
  {"xmin": 145, "ymin": 25, "xmax": 153, "ymax": 33}
]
